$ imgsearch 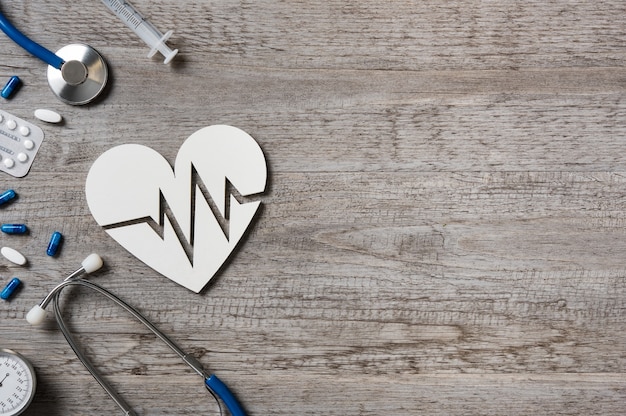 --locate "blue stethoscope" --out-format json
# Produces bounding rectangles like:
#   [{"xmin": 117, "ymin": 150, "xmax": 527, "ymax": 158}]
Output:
[
  {"xmin": 26, "ymin": 254, "xmax": 247, "ymax": 416},
  {"xmin": 0, "ymin": 8, "xmax": 108, "ymax": 105}
]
